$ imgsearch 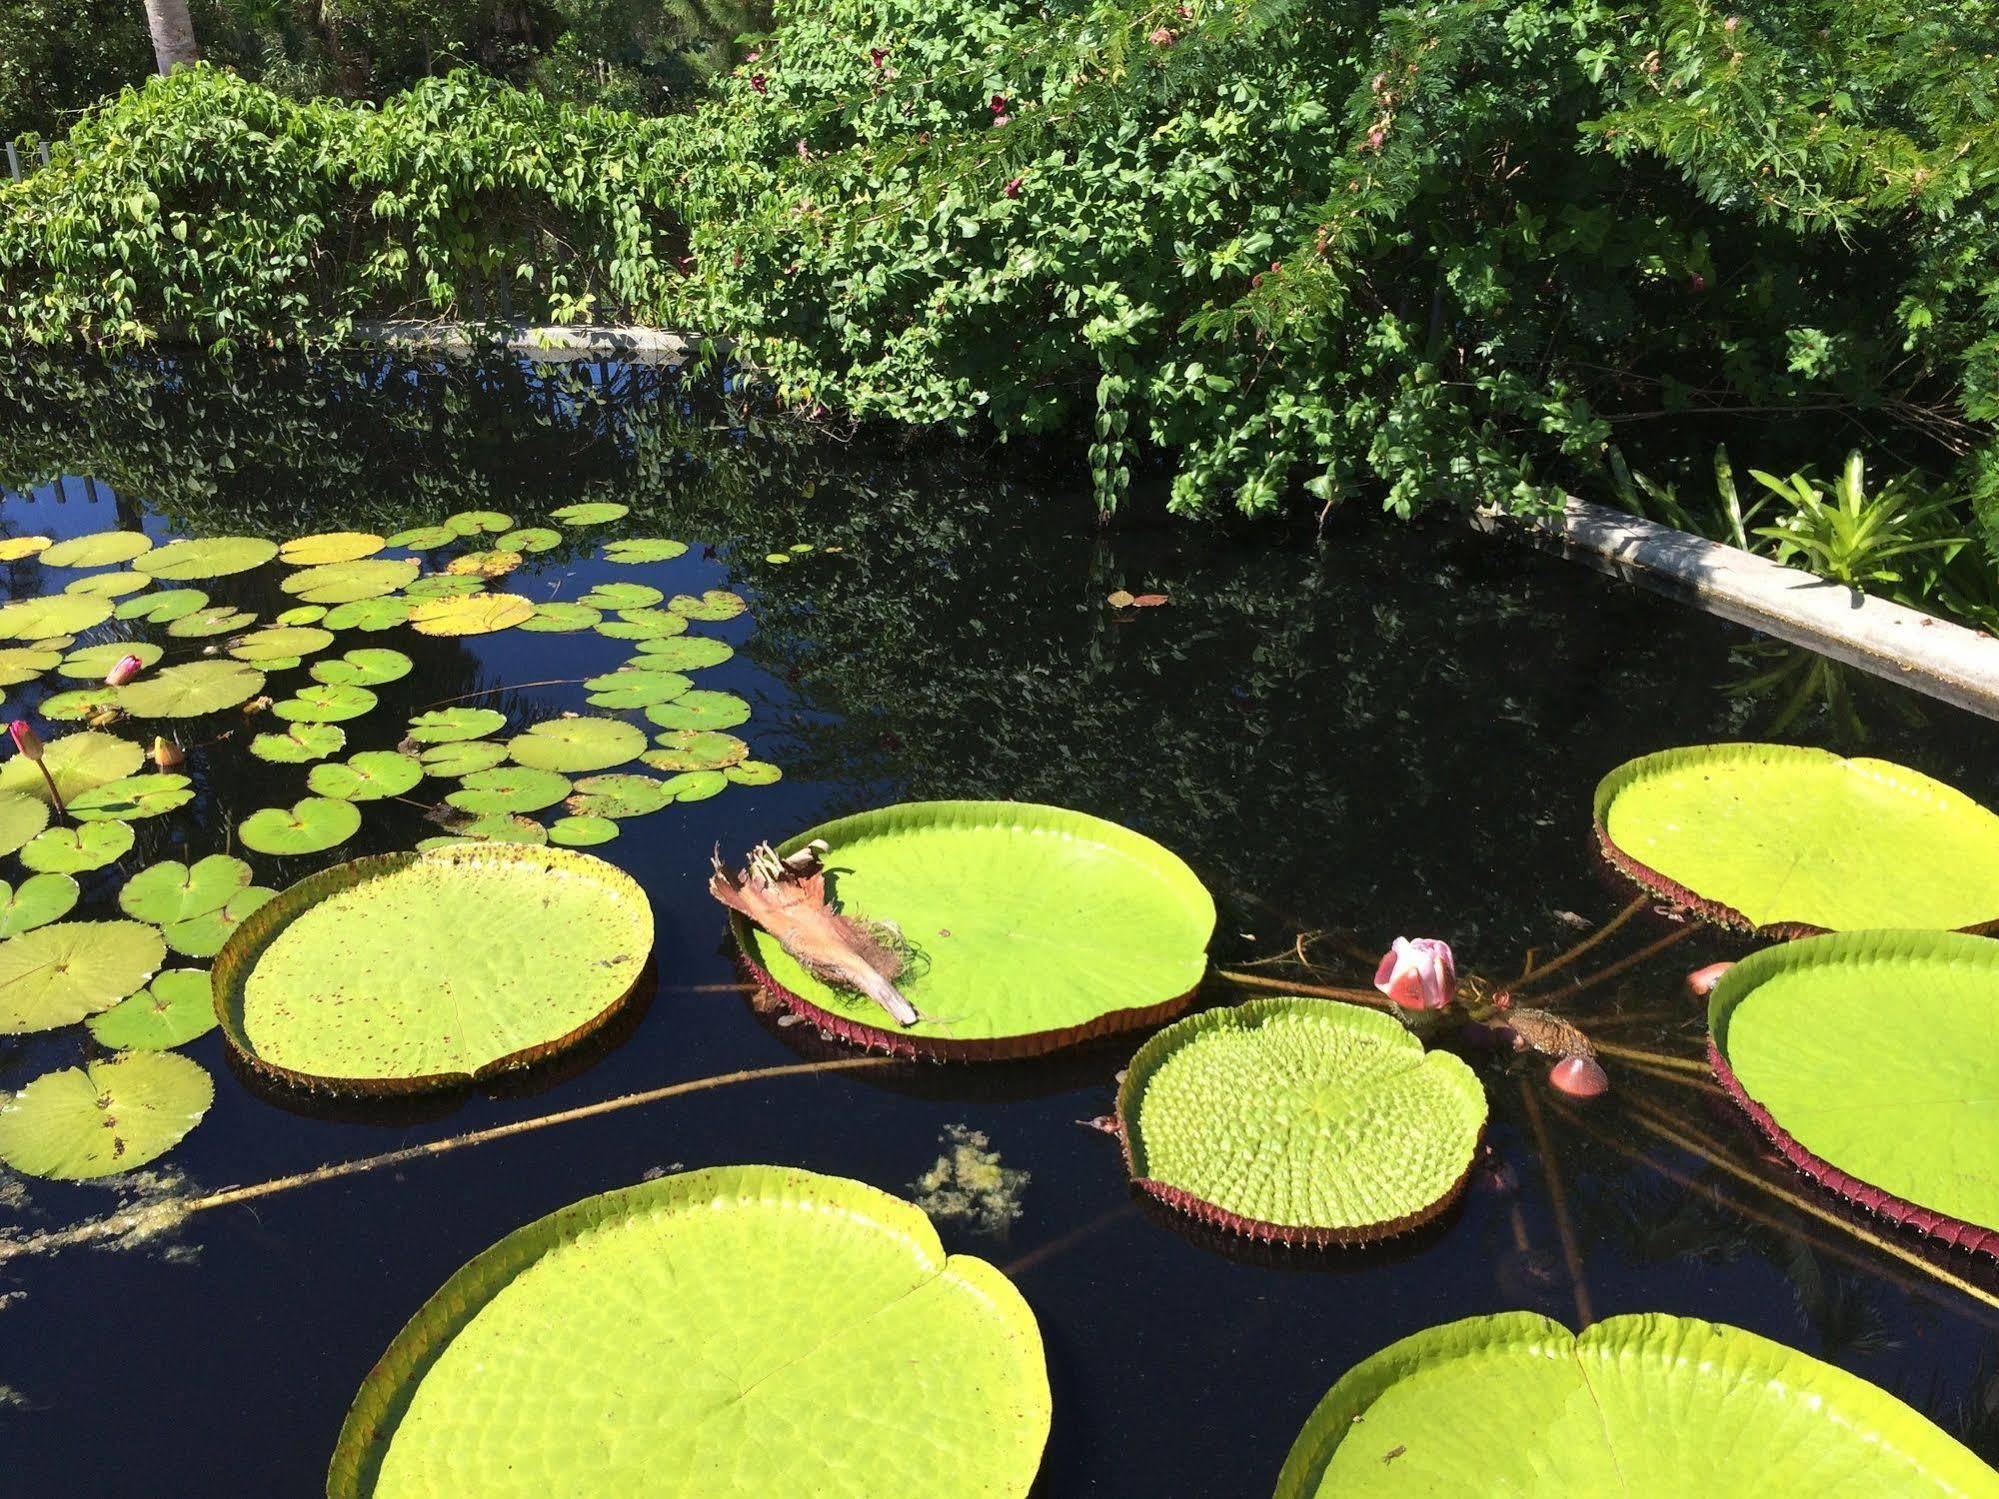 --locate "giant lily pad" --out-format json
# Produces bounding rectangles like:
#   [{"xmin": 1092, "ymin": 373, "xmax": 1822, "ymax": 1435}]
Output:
[
  {"xmin": 1117, "ymin": 999, "xmax": 1485, "ymax": 1244},
  {"xmin": 0, "ymin": 1051, "xmax": 212, "ymax": 1179},
  {"xmin": 0, "ymin": 593, "xmax": 114, "ymax": 639},
  {"xmin": 1, "ymin": 729, "xmax": 145, "ymax": 805},
  {"xmin": 214, "ymin": 844, "xmax": 650, "ymax": 1092},
  {"xmin": 117, "ymin": 660, "xmax": 265, "ymax": 717},
  {"xmin": 1272, "ymin": 1312, "xmax": 1999, "ymax": 1497},
  {"xmin": 238, "ymin": 797, "xmax": 363, "ymax": 856},
  {"xmin": 87, "ymin": 970, "xmax": 217, "ymax": 1051},
  {"xmin": 1710, "ymin": 930, "xmax": 1999, "ymax": 1255},
  {"xmin": 327, "ymin": 1166, "xmax": 1049, "ymax": 1498},
  {"xmin": 508, "ymin": 716, "xmax": 647, "ymax": 773},
  {"xmin": 0, "ymin": 918, "xmax": 165, "ymax": 1032},
  {"xmin": 39, "ymin": 530, "xmax": 153, "ymax": 568},
  {"xmin": 135, "ymin": 536, "xmax": 278, "ymax": 579},
  {"xmin": 1596, "ymin": 744, "xmax": 1999, "ymax": 934},
  {"xmin": 734, "ymin": 801, "xmax": 1214, "ymax": 1059},
  {"xmin": 408, "ymin": 593, "xmax": 535, "ymax": 637}
]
